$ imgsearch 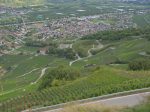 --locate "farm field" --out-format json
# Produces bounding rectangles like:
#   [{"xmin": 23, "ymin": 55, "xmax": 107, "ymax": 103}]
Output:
[
  {"xmin": 0, "ymin": 33, "xmax": 150, "ymax": 103},
  {"xmin": 0, "ymin": 0, "xmax": 150, "ymax": 111},
  {"xmin": 73, "ymin": 38, "xmax": 150, "ymax": 67},
  {"xmin": 133, "ymin": 14, "xmax": 150, "ymax": 27},
  {"xmin": 0, "ymin": 66, "xmax": 150, "ymax": 111},
  {"xmin": 0, "ymin": 54, "xmax": 70, "ymax": 101}
]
